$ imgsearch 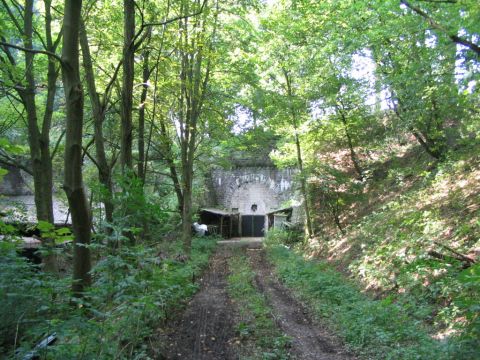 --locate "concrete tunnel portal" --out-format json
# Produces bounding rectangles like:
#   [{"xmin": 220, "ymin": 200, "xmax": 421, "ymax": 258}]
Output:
[{"xmin": 204, "ymin": 166, "xmax": 298, "ymax": 238}]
